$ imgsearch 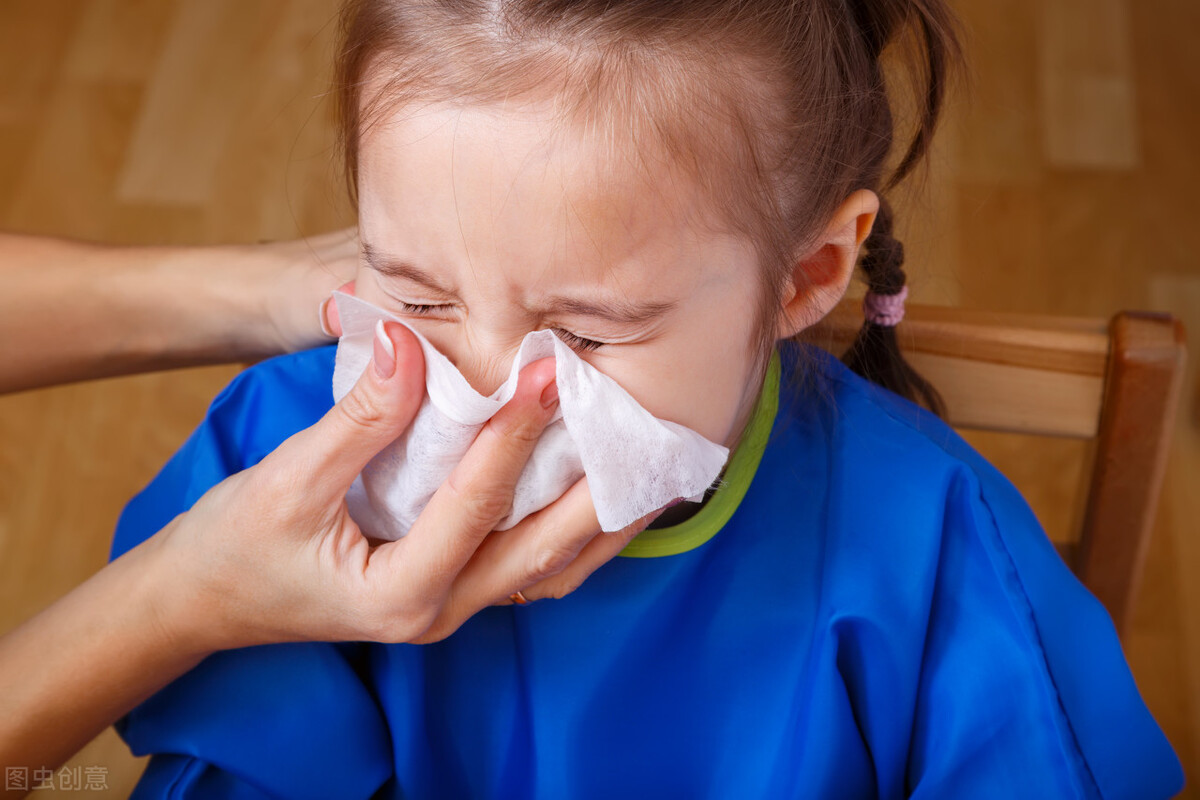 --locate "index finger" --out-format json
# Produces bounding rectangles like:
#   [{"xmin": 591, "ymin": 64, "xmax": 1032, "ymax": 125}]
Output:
[{"xmin": 399, "ymin": 357, "xmax": 559, "ymax": 597}]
